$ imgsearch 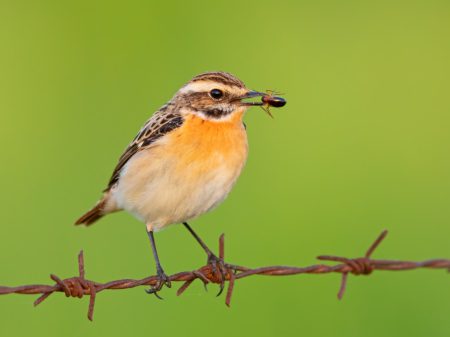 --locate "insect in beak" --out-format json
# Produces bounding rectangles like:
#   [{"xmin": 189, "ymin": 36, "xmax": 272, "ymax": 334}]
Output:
[{"xmin": 237, "ymin": 90, "xmax": 287, "ymax": 118}]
